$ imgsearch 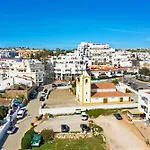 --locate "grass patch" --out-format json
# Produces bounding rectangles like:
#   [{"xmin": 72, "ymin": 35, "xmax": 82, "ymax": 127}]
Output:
[
  {"xmin": 86, "ymin": 108, "xmax": 137, "ymax": 118},
  {"xmin": 33, "ymin": 135, "xmax": 106, "ymax": 150}
]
